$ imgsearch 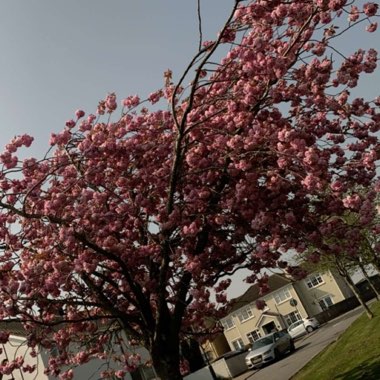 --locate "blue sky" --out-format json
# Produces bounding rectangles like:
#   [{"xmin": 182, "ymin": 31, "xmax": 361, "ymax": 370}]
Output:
[
  {"xmin": 0, "ymin": 1, "xmax": 232, "ymax": 155},
  {"xmin": 0, "ymin": 1, "xmax": 378, "ymax": 299}
]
